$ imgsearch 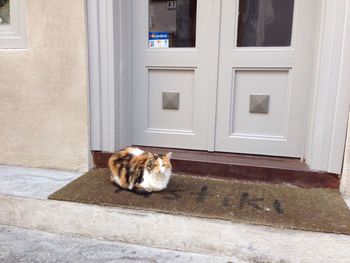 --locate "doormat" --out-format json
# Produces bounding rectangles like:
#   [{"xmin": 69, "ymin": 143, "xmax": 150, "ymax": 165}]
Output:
[{"xmin": 49, "ymin": 168, "xmax": 350, "ymax": 235}]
